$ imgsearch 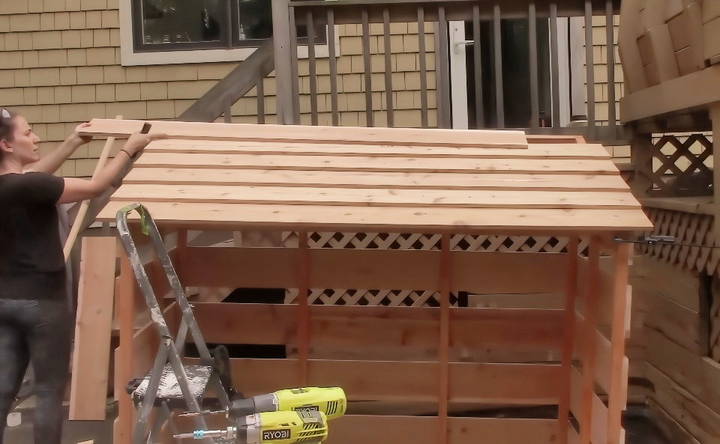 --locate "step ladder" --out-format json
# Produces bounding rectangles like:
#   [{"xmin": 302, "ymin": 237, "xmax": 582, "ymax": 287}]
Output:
[{"xmin": 116, "ymin": 203, "xmax": 234, "ymax": 444}]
